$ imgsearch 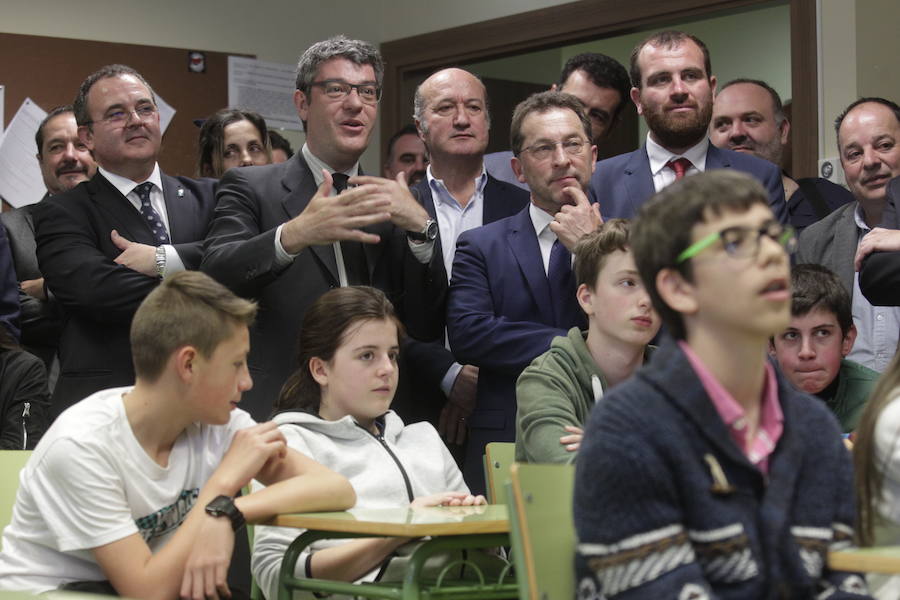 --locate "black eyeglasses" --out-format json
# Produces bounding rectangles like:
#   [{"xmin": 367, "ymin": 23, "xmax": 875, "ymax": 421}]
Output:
[
  {"xmin": 85, "ymin": 105, "xmax": 158, "ymax": 127},
  {"xmin": 677, "ymin": 220, "xmax": 797, "ymax": 263},
  {"xmin": 519, "ymin": 139, "xmax": 590, "ymax": 161},
  {"xmin": 310, "ymin": 80, "xmax": 382, "ymax": 105}
]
